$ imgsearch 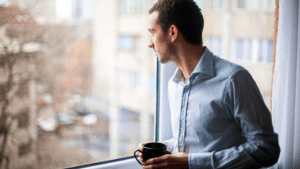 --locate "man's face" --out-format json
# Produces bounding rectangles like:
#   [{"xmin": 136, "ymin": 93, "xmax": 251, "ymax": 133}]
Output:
[{"xmin": 148, "ymin": 11, "xmax": 174, "ymax": 64}]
